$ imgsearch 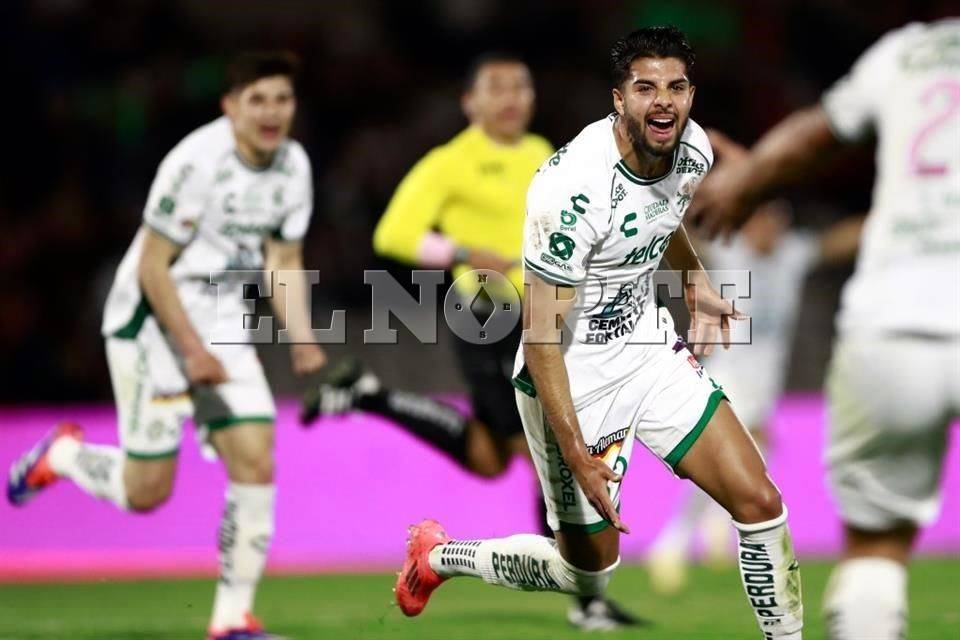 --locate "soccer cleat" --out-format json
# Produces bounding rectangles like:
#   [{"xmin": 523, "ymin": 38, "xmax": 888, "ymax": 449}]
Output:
[
  {"xmin": 395, "ymin": 519, "xmax": 450, "ymax": 617},
  {"xmin": 300, "ymin": 357, "xmax": 380, "ymax": 425},
  {"xmin": 567, "ymin": 596, "xmax": 649, "ymax": 631},
  {"xmin": 7, "ymin": 422, "xmax": 83, "ymax": 506},
  {"xmin": 206, "ymin": 613, "xmax": 286, "ymax": 640}
]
